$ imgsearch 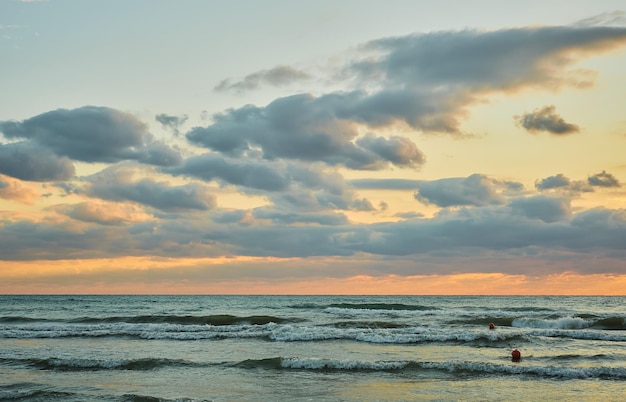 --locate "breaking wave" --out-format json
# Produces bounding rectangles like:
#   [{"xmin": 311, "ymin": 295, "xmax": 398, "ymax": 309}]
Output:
[{"xmin": 233, "ymin": 357, "xmax": 626, "ymax": 380}]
